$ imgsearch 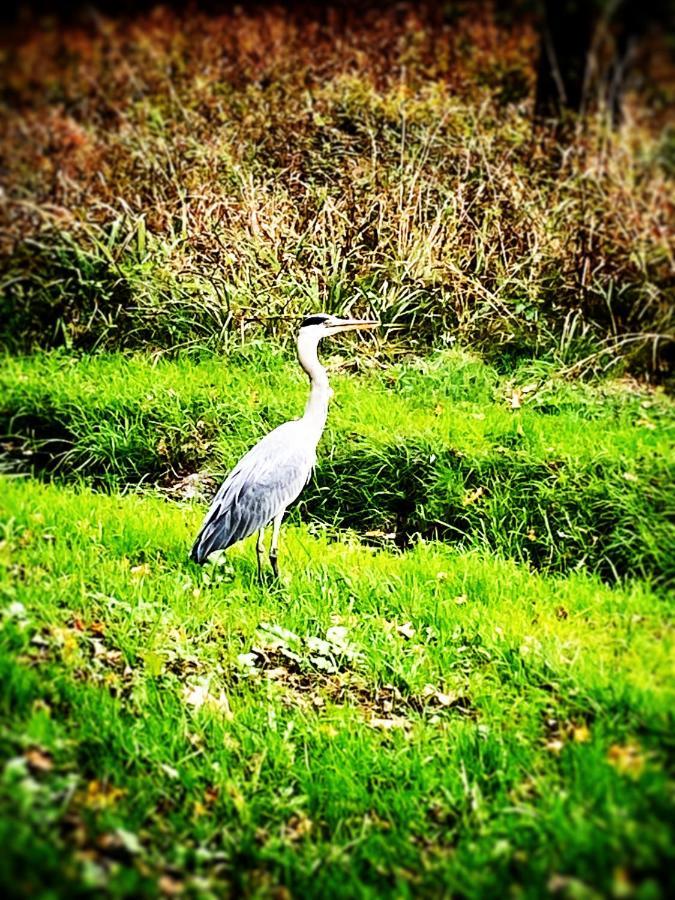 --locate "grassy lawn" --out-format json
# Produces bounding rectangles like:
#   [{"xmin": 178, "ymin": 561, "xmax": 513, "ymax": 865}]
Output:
[
  {"xmin": 2, "ymin": 349, "xmax": 673, "ymax": 585},
  {"xmin": 1, "ymin": 351, "xmax": 673, "ymax": 898}
]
